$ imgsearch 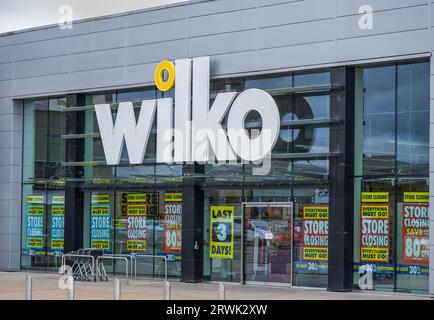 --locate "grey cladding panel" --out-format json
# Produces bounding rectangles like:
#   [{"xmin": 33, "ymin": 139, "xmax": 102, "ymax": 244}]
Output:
[
  {"xmin": 124, "ymin": 63, "xmax": 158, "ymax": 86},
  {"xmin": 0, "ymin": 63, "xmax": 13, "ymax": 81},
  {"xmin": 67, "ymin": 66, "xmax": 128, "ymax": 91},
  {"xmin": 0, "ymin": 98, "xmax": 14, "ymax": 115},
  {"xmin": 336, "ymin": 0, "xmax": 428, "ymax": 16},
  {"xmin": 0, "ymin": 113, "xmax": 23, "ymax": 133},
  {"xmin": 188, "ymin": 8, "xmax": 257, "ymax": 37},
  {"xmin": 125, "ymin": 39, "xmax": 187, "ymax": 66},
  {"xmin": 69, "ymin": 29, "xmax": 125, "ymax": 54},
  {"xmin": 187, "ymin": 0, "xmax": 256, "ymax": 17},
  {"xmin": 70, "ymin": 48, "xmax": 125, "ymax": 73},
  {"xmin": 13, "ymin": 26, "xmax": 69, "ymax": 45},
  {"xmin": 259, "ymin": 19, "xmax": 335, "ymax": 49},
  {"xmin": 14, "ymin": 55, "xmax": 68, "ymax": 79},
  {"xmin": 0, "ymin": 81, "xmax": 12, "ymax": 99},
  {"xmin": 14, "ymin": 37, "xmax": 68, "ymax": 61},
  {"xmin": 0, "ymin": 148, "xmax": 22, "ymax": 166},
  {"xmin": 336, "ymin": 29, "xmax": 430, "ymax": 62},
  {"xmin": 13, "ymin": 73, "xmax": 69, "ymax": 97},
  {"xmin": 126, "ymin": 19, "xmax": 187, "ymax": 46},
  {"xmin": 0, "ymin": 0, "xmax": 431, "ymax": 97},
  {"xmin": 210, "ymin": 51, "xmax": 258, "ymax": 76},
  {"xmin": 70, "ymin": 15, "xmax": 126, "ymax": 36},
  {"xmin": 259, "ymin": 0, "xmax": 301, "ymax": 6},
  {"xmin": 0, "ymin": 166, "xmax": 21, "ymax": 183},
  {"xmin": 0, "ymin": 46, "xmax": 13, "ymax": 64},
  {"xmin": 259, "ymin": 0, "xmax": 336, "ymax": 28},
  {"xmin": 337, "ymin": 5, "xmax": 428, "ymax": 39},
  {"xmin": 188, "ymin": 30, "xmax": 257, "ymax": 57},
  {"xmin": 0, "ymin": 36, "xmax": 13, "ymax": 47},
  {"xmin": 125, "ymin": 6, "xmax": 188, "ymax": 27},
  {"xmin": 0, "ymin": 199, "xmax": 21, "ymax": 220},
  {"xmin": 258, "ymin": 41, "xmax": 336, "ymax": 70}
]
